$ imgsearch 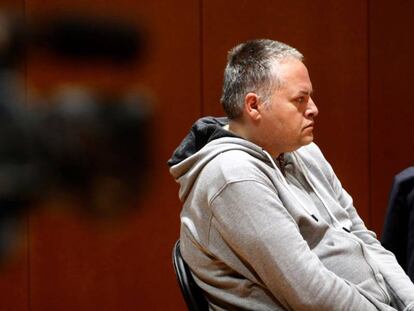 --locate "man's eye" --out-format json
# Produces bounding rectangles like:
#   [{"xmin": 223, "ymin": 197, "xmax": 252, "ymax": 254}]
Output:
[{"xmin": 295, "ymin": 97, "xmax": 305, "ymax": 103}]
